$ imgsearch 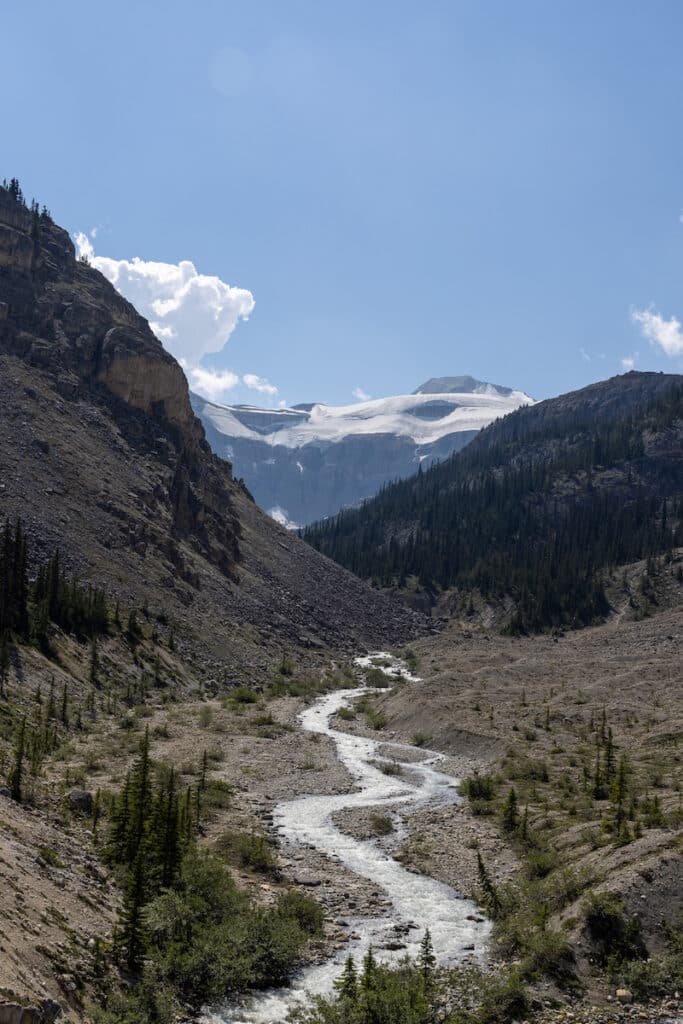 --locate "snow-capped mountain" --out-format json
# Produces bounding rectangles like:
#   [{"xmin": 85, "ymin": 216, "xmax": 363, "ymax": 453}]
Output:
[{"xmin": 192, "ymin": 376, "xmax": 533, "ymax": 527}]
